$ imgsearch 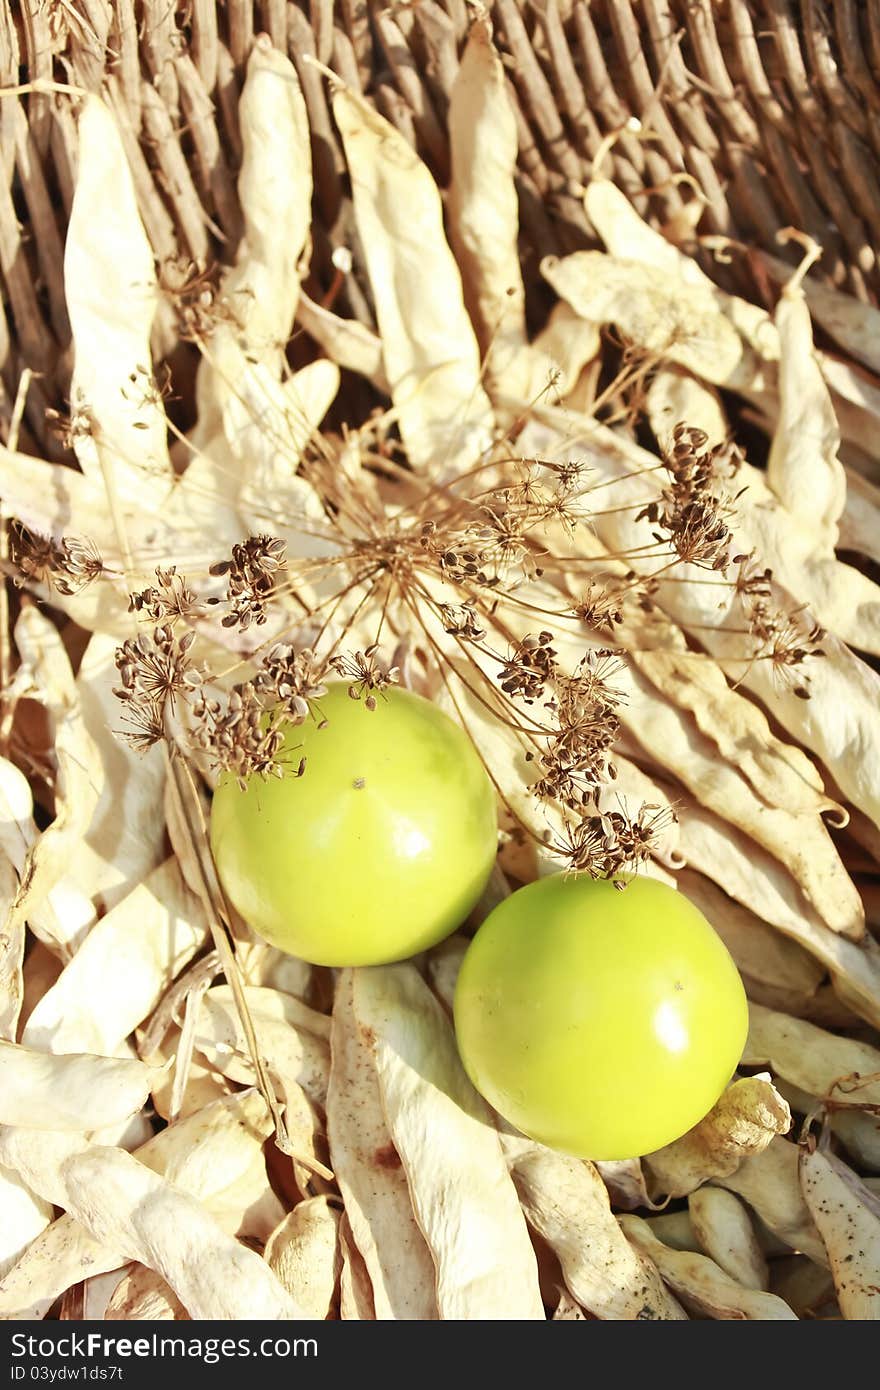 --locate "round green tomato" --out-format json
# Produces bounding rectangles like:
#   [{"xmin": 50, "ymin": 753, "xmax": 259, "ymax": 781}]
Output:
[
  {"xmin": 453, "ymin": 874, "xmax": 748, "ymax": 1160},
  {"xmin": 210, "ymin": 682, "xmax": 497, "ymax": 967}
]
